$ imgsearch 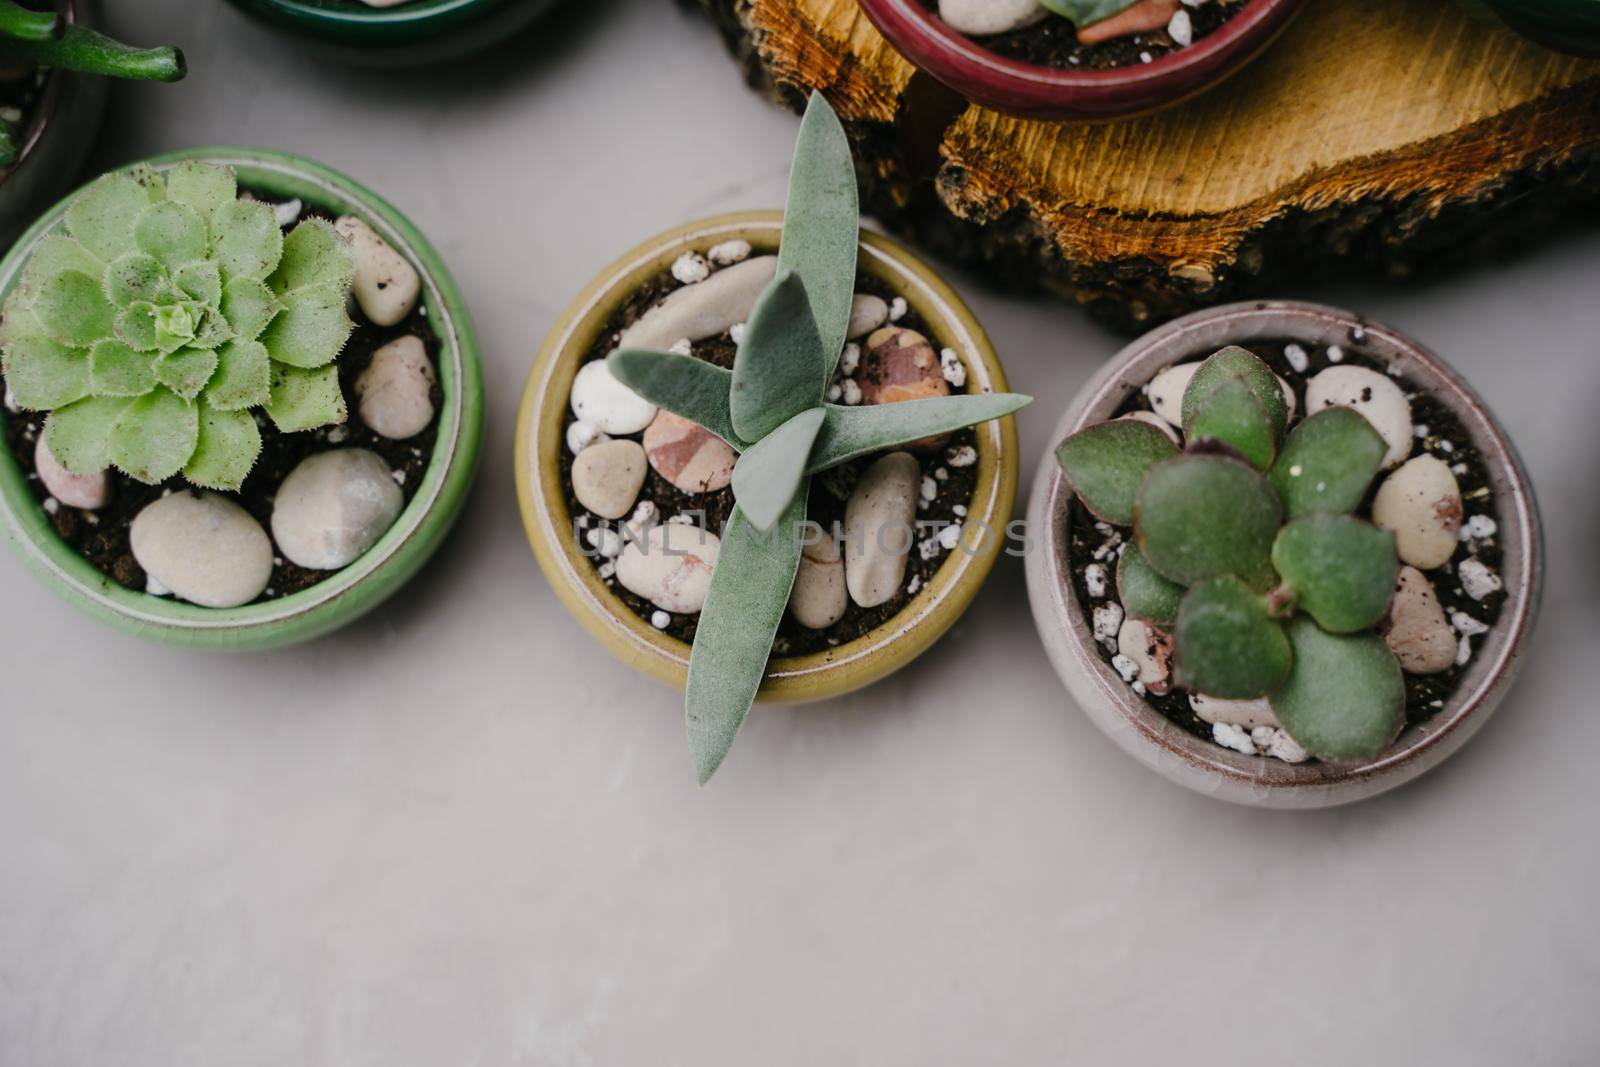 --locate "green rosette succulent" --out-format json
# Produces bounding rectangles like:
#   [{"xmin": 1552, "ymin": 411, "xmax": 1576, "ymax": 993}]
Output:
[
  {"xmin": 1057, "ymin": 345, "xmax": 1407, "ymax": 763},
  {"xmin": 1, "ymin": 161, "xmax": 356, "ymax": 491}
]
